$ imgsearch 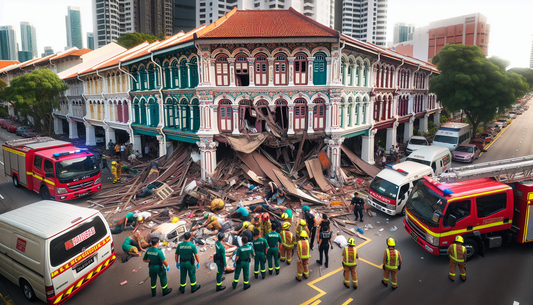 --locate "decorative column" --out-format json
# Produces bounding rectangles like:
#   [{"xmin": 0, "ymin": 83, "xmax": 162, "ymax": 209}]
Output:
[
  {"xmin": 288, "ymin": 57, "xmax": 295, "ymax": 86},
  {"xmin": 54, "ymin": 116, "xmax": 64, "ymax": 135},
  {"xmin": 434, "ymin": 108, "xmax": 442, "ymax": 126},
  {"xmin": 231, "ymin": 105, "xmax": 240, "ymax": 135},
  {"xmin": 85, "ymin": 121, "xmax": 96, "ymax": 146},
  {"xmin": 307, "ymin": 57, "xmax": 315, "ymax": 85},
  {"xmin": 361, "ymin": 129, "xmax": 376, "ymax": 165},
  {"xmin": 228, "ymin": 58, "xmax": 236, "ymax": 87},
  {"xmin": 133, "ymin": 134, "xmax": 142, "ymax": 156},
  {"xmin": 325, "ymin": 135, "xmax": 345, "ymax": 178},
  {"xmin": 386, "ymin": 121, "xmax": 398, "ymax": 151},
  {"xmin": 420, "ymin": 113, "xmax": 429, "ymax": 134},
  {"xmin": 342, "ymin": 64, "xmax": 348, "ymax": 86},
  {"xmin": 307, "ymin": 102, "xmax": 316, "ymax": 134},
  {"xmin": 103, "ymin": 125, "xmax": 116, "ymax": 145},
  {"xmin": 68, "ymin": 117, "xmax": 78, "ymax": 139},
  {"xmin": 197, "ymin": 137, "xmax": 219, "ymax": 181},
  {"xmin": 329, "ymin": 94, "xmax": 341, "ymax": 132},
  {"xmin": 156, "ymin": 135, "xmax": 167, "ymax": 157},
  {"xmin": 209, "ymin": 58, "xmax": 216, "ymax": 86},
  {"xmin": 287, "ymin": 103, "xmax": 295, "ymax": 135},
  {"xmin": 268, "ymin": 57, "xmax": 274, "ymax": 86},
  {"xmin": 404, "ymin": 116, "xmax": 414, "ymax": 142},
  {"xmin": 209, "ymin": 103, "xmax": 219, "ymax": 134},
  {"xmin": 247, "ymin": 57, "xmax": 255, "ymax": 86},
  {"xmin": 326, "ymin": 57, "xmax": 332, "ymax": 85}
]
